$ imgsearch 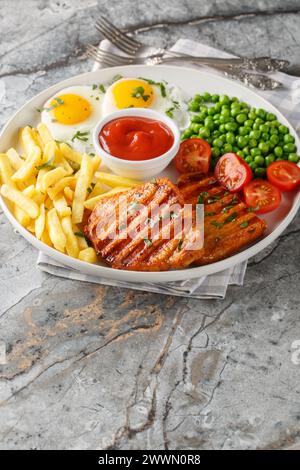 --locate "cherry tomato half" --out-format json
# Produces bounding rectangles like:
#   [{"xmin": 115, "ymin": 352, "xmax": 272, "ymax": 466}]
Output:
[
  {"xmin": 267, "ymin": 160, "xmax": 300, "ymax": 192},
  {"xmin": 214, "ymin": 153, "xmax": 252, "ymax": 193},
  {"xmin": 174, "ymin": 138, "xmax": 211, "ymax": 174},
  {"xmin": 243, "ymin": 179, "xmax": 281, "ymax": 214}
]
